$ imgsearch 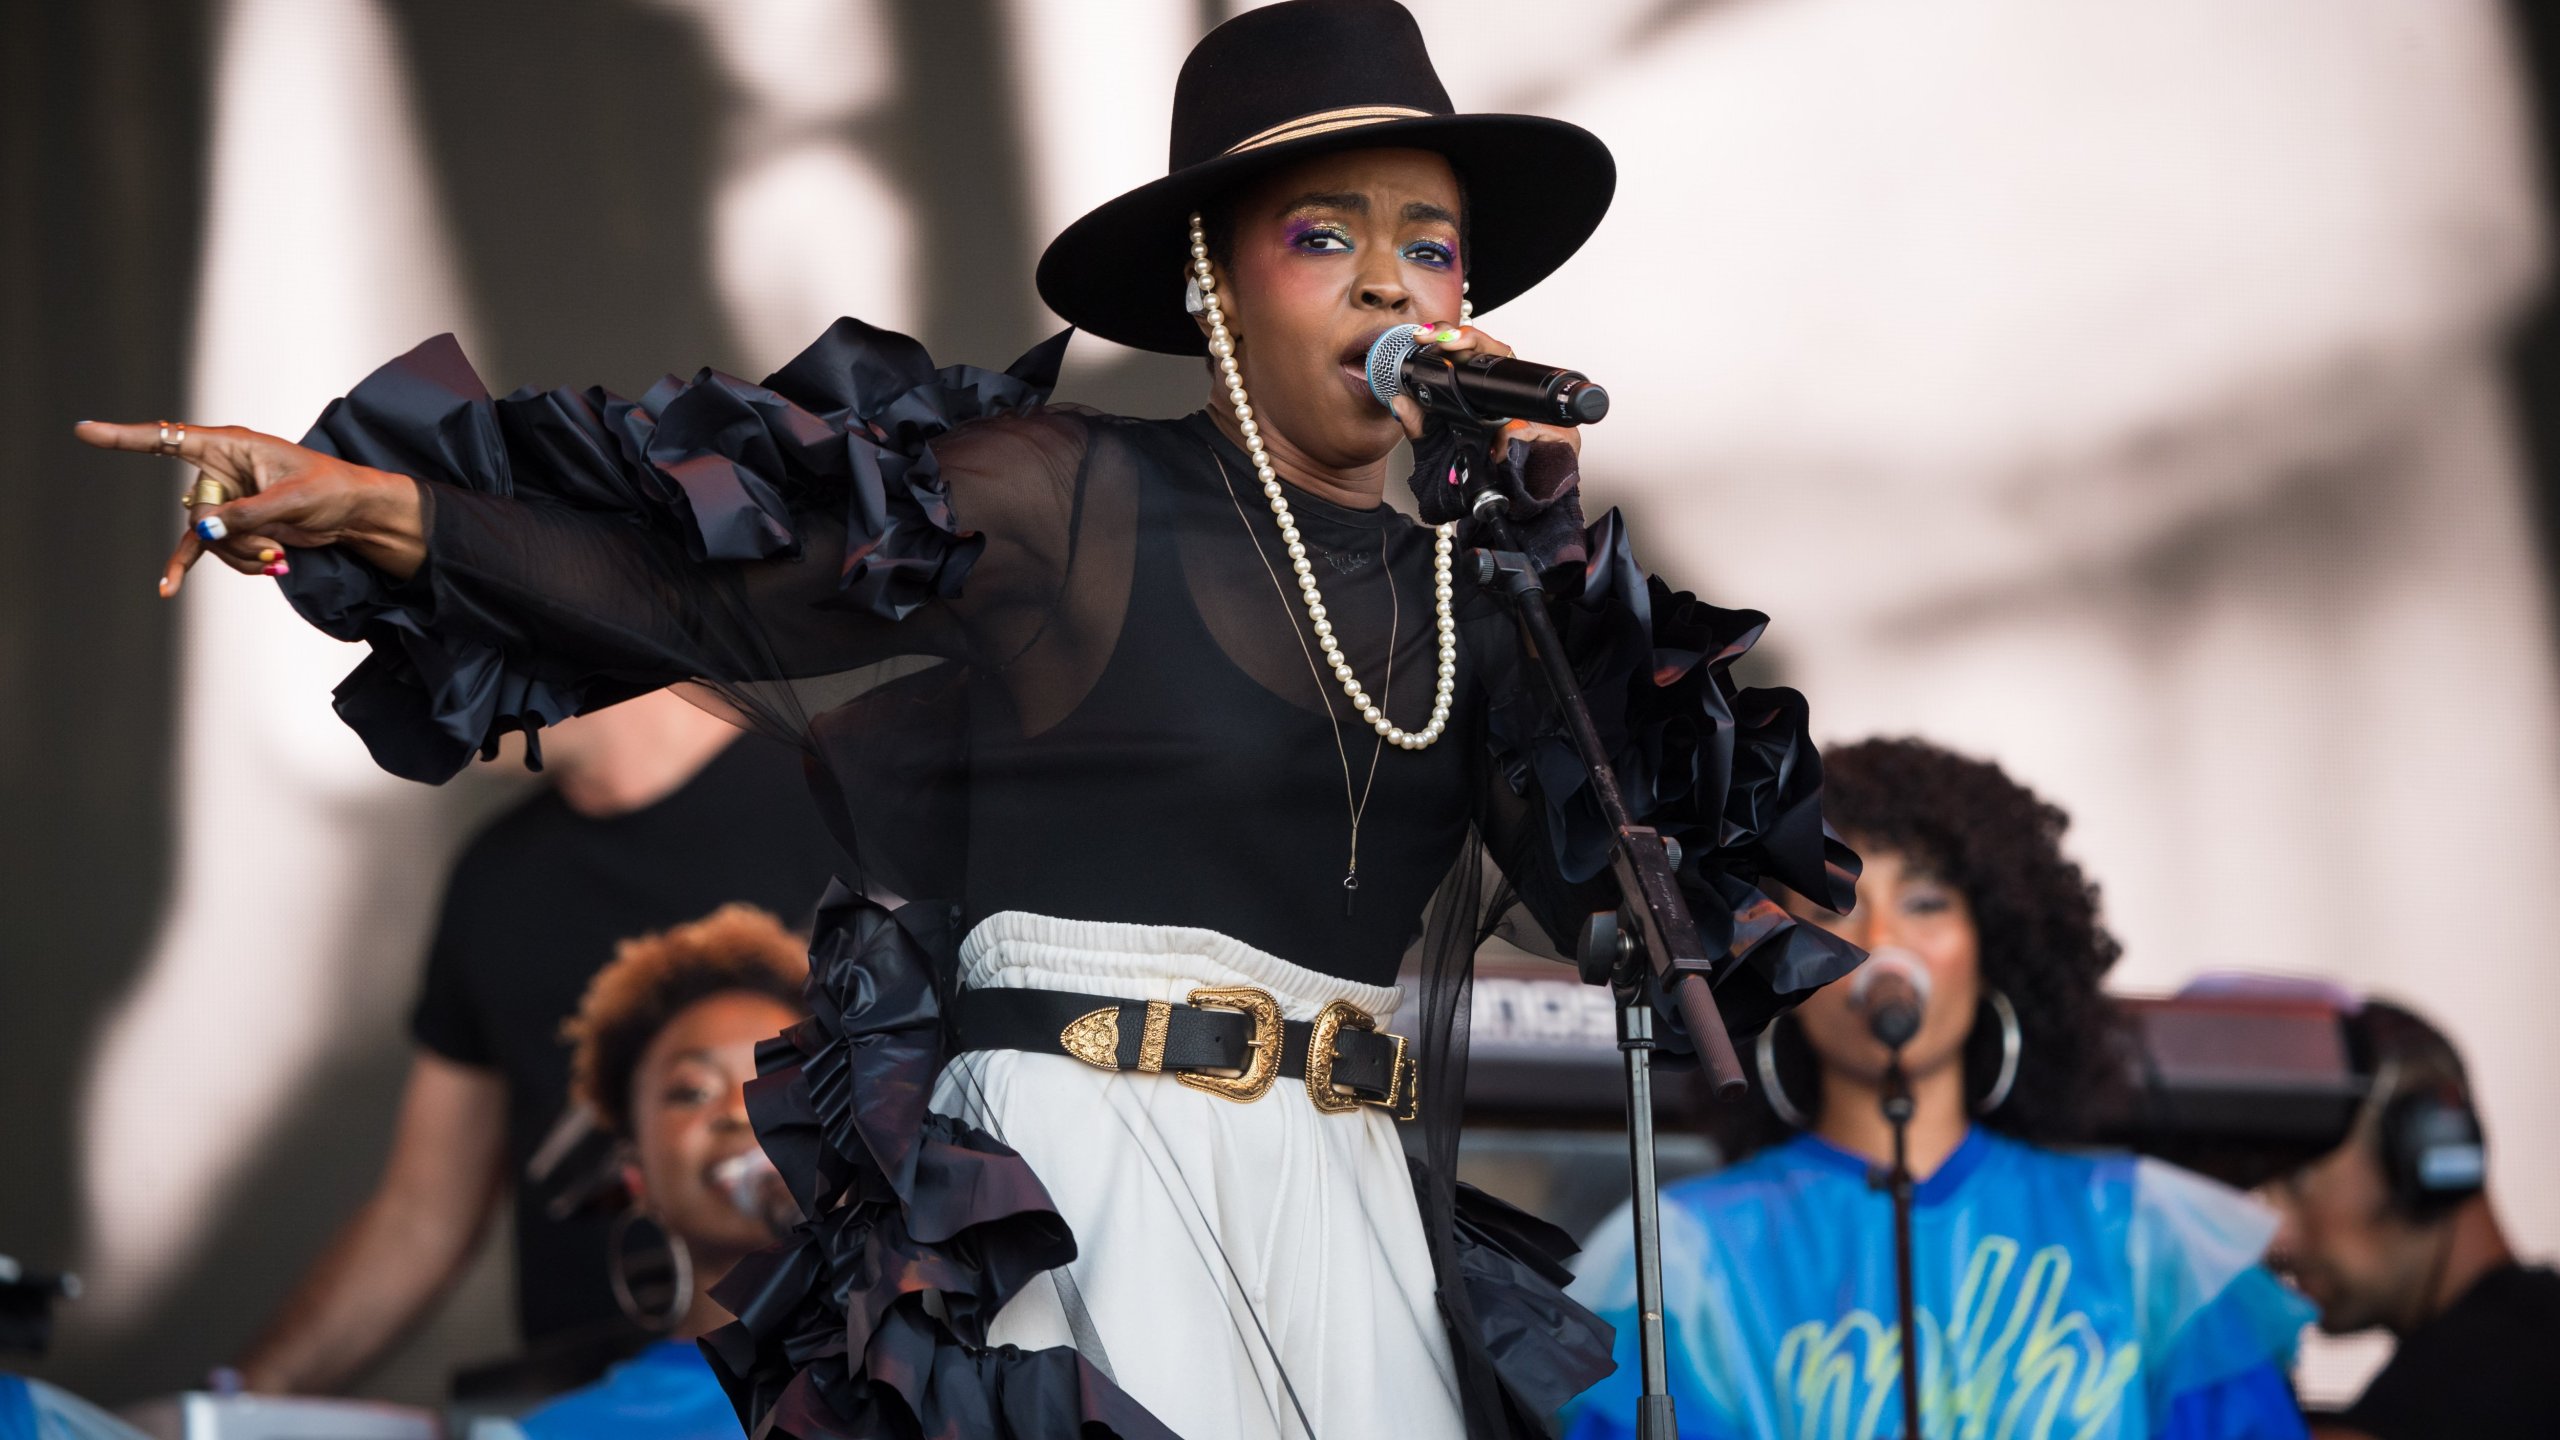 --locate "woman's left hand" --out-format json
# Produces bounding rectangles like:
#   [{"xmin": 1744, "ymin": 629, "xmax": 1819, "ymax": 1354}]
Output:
[
  {"xmin": 1383, "ymin": 323, "xmax": 1584, "ymax": 463},
  {"xmin": 1390, "ymin": 324, "xmax": 1588, "ymax": 571}
]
